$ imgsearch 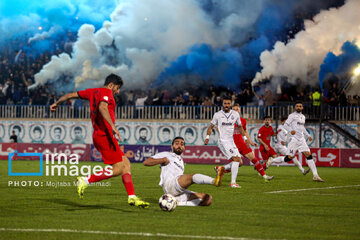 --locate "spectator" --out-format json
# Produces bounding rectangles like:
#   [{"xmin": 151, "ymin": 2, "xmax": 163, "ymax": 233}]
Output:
[{"xmin": 264, "ymin": 89, "xmax": 275, "ymax": 106}]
